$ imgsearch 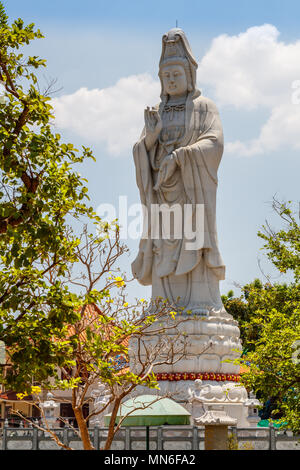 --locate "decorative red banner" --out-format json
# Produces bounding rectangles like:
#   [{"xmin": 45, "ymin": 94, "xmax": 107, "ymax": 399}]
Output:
[{"xmin": 155, "ymin": 372, "xmax": 240, "ymax": 382}]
